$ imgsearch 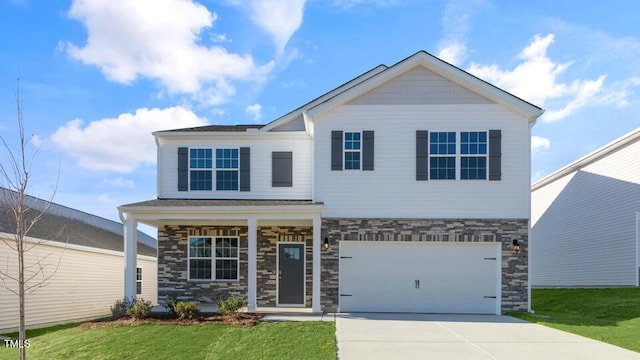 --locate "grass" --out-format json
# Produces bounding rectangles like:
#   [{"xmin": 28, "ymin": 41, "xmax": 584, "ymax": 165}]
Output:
[
  {"xmin": 0, "ymin": 321, "xmax": 336, "ymax": 359},
  {"xmin": 510, "ymin": 288, "xmax": 640, "ymax": 352}
]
